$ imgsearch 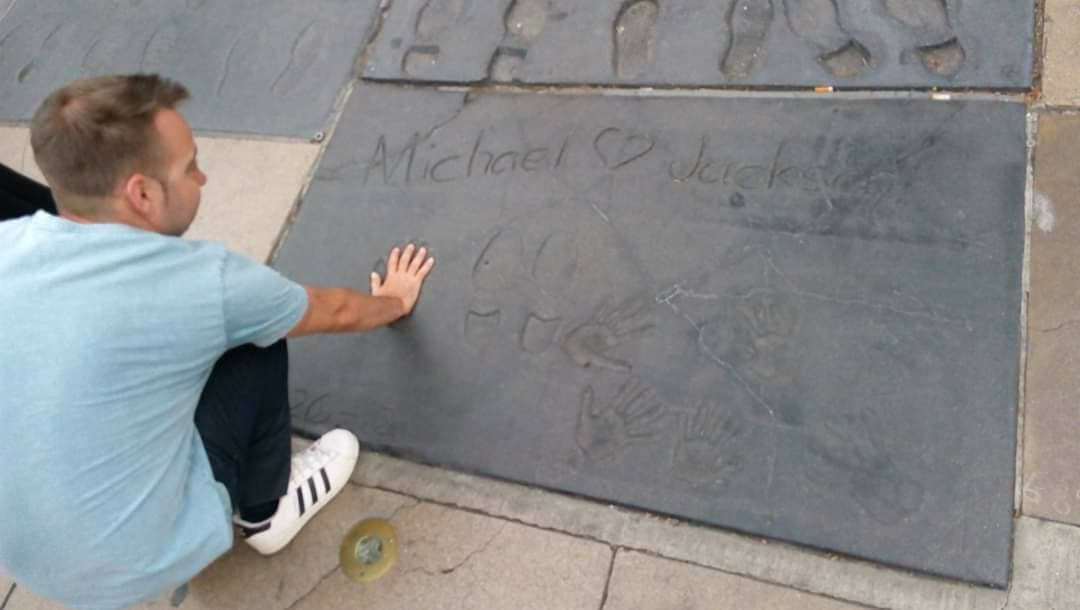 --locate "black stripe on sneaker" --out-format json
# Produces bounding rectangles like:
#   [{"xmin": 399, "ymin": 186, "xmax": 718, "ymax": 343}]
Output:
[
  {"xmin": 308, "ymin": 477, "xmax": 319, "ymax": 504},
  {"xmin": 296, "ymin": 486, "xmax": 306, "ymax": 516},
  {"xmin": 320, "ymin": 468, "xmax": 331, "ymax": 494}
]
